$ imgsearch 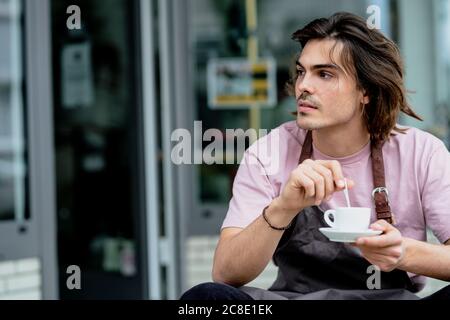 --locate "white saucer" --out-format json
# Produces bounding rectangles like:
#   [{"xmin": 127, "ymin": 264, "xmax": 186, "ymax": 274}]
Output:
[{"xmin": 319, "ymin": 227, "xmax": 383, "ymax": 243}]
